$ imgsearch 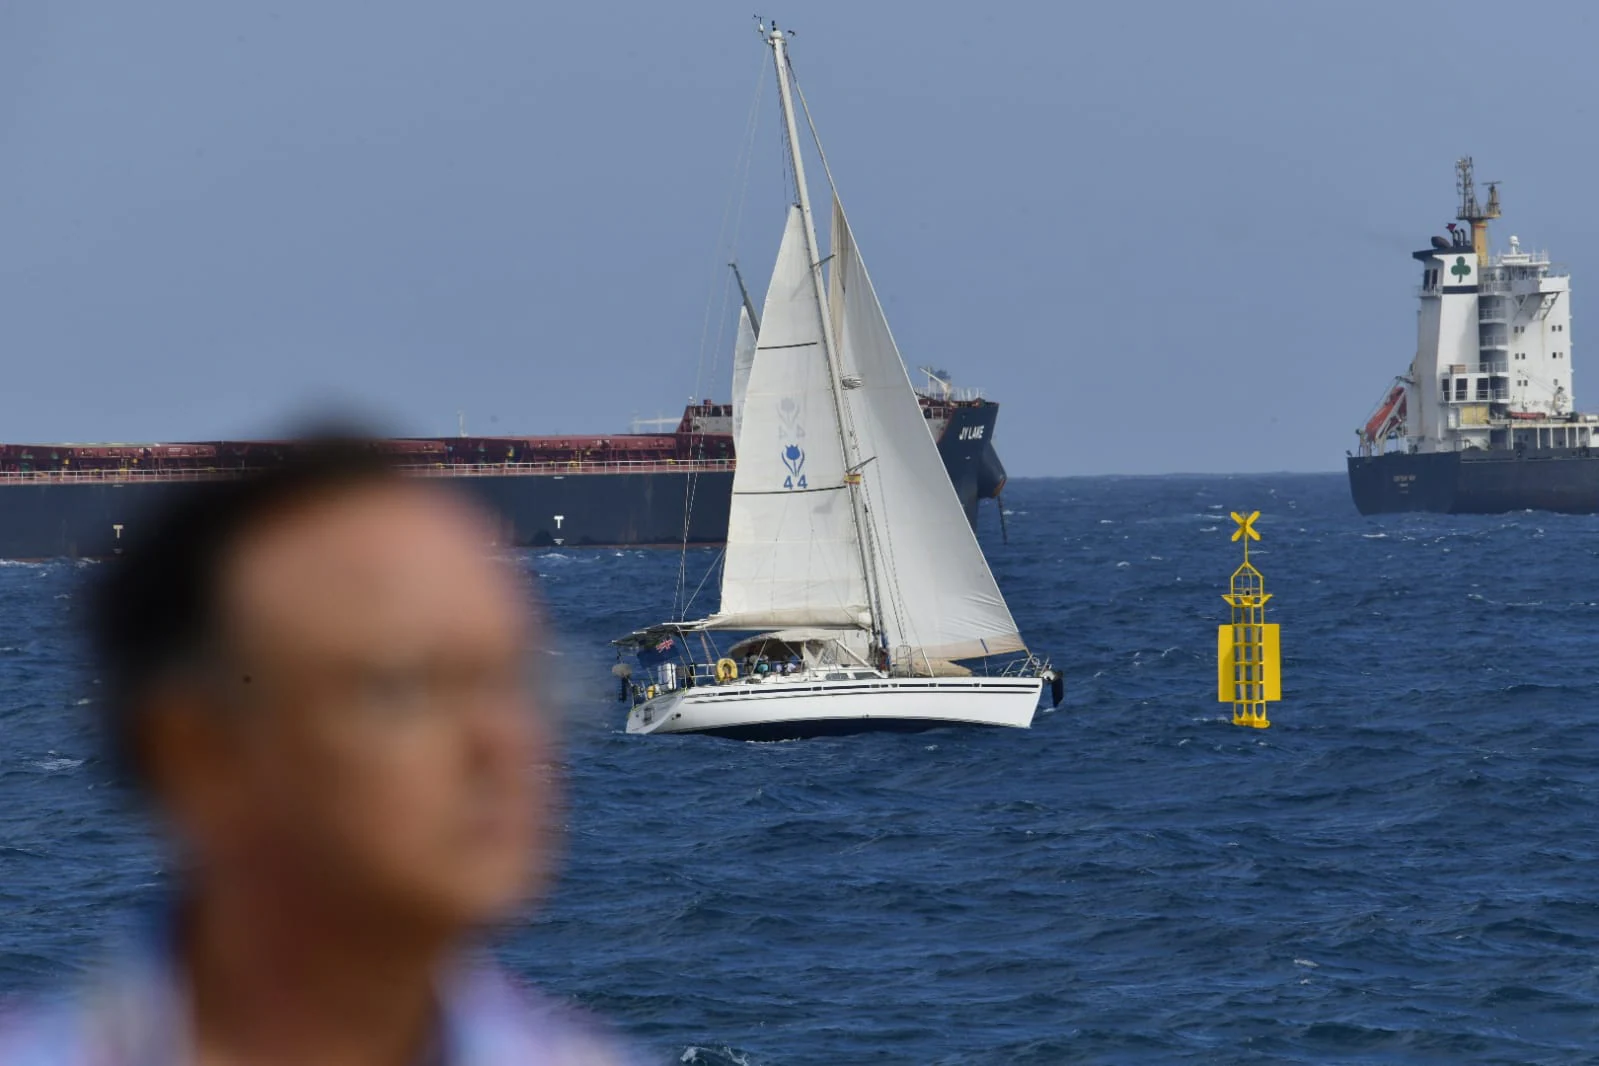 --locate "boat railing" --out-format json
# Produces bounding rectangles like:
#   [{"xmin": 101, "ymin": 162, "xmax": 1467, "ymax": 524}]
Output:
[
  {"xmin": 1443, "ymin": 361, "xmax": 1508, "ymax": 376},
  {"xmin": 999, "ymin": 652, "xmax": 1051, "ymax": 678},
  {"xmin": 0, "ymin": 458, "xmax": 739, "ymax": 484},
  {"xmin": 1445, "ymin": 389, "xmax": 1509, "ymax": 404},
  {"xmin": 916, "ymin": 386, "xmax": 986, "ymax": 404}
]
